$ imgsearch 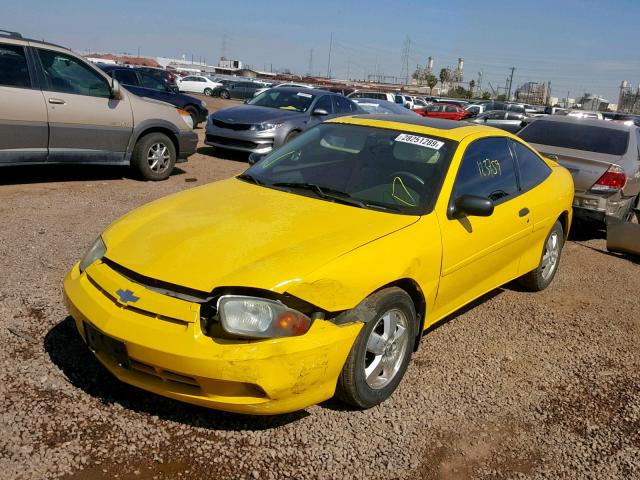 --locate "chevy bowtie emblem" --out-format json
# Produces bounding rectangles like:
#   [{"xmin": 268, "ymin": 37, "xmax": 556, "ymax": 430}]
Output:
[{"xmin": 116, "ymin": 289, "xmax": 140, "ymax": 304}]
